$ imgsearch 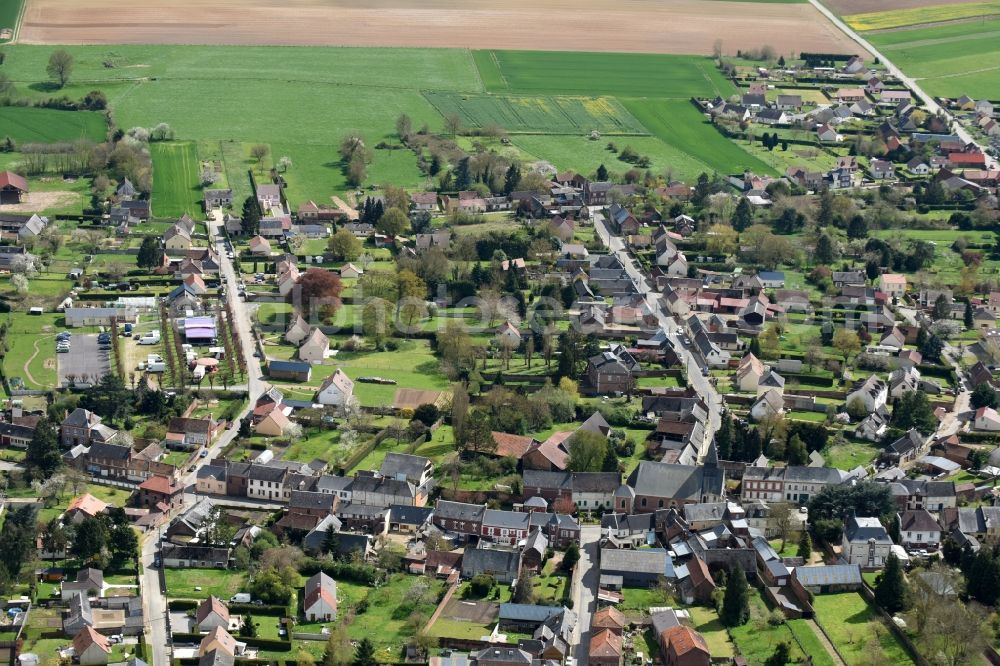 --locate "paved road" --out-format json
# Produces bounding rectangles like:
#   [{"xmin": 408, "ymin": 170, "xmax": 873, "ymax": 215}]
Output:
[
  {"xmin": 809, "ymin": 0, "xmax": 997, "ymax": 169},
  {"xmin": 138, "ymin": 212, "xmax": 267, "ymax": 664},
  {"xmin": 594, "ymin": 219, "xmax": 723, "ymax": 458},
  {"xmin": 571, "ymin": 525, "xmax": 601, "ymax": 666},
  {"xmin": 140, "ymin": 530, "xmax": 169, "ymax": 666}
]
